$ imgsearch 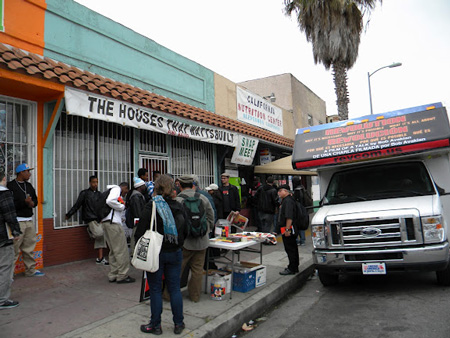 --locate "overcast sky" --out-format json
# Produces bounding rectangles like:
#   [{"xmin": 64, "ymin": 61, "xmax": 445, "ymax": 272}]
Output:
[{"xmin": 75, "ymin": 0, "xmax": 450, "ymax": 119}]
